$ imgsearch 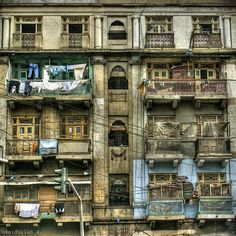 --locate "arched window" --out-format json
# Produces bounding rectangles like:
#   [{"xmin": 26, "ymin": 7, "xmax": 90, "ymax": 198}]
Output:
[
  {"xmin": 108, "ymin": 20, "xmax": 127, "ymax": 40},
  {"xmin": 108, "ymin": 66, "xmax": 128, "ymax": 89},
  {"xmin": 108, "ymin": 120, "xmax": 128, "ymax": 146}
]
